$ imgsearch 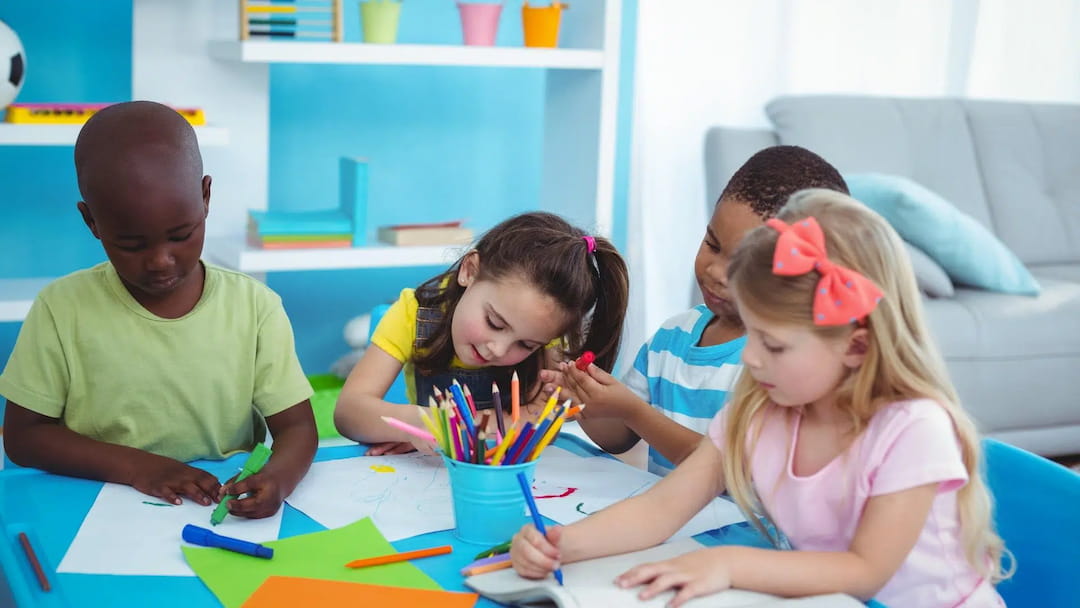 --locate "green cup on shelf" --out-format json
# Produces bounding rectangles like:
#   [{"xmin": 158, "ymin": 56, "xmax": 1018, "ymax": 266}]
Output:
[{"xmin": 360, "ymin": 0, "xmax": 402, "ymax": 44}]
